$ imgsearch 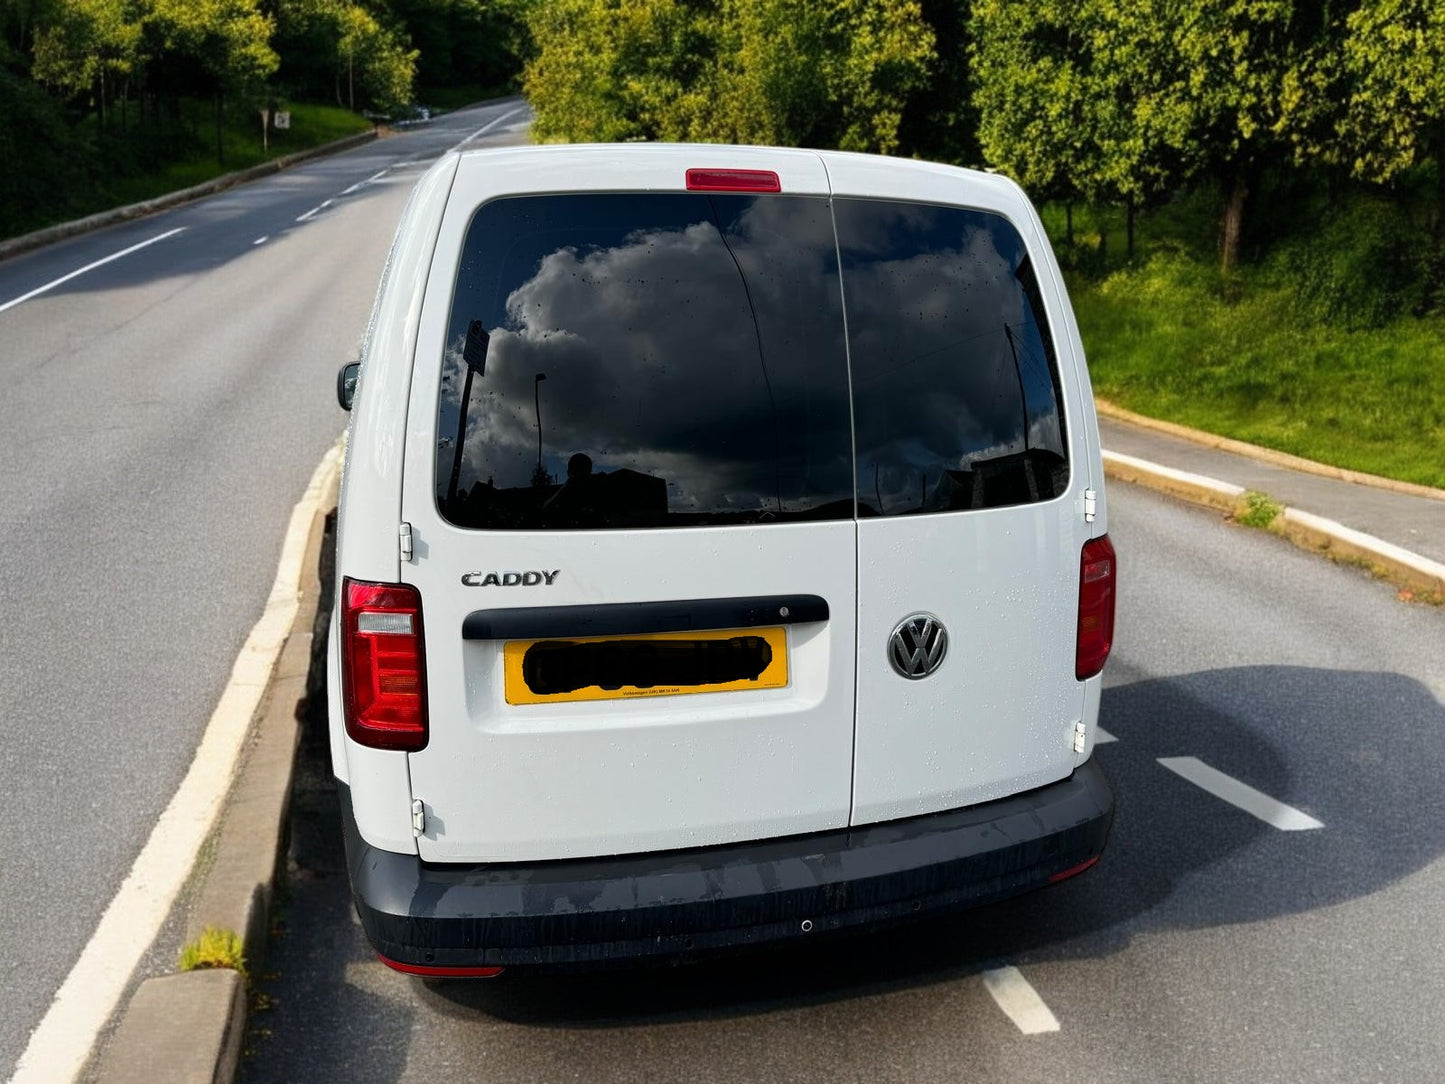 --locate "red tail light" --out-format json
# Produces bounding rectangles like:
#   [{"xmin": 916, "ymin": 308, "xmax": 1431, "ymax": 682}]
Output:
[
  {"xmin": 342, "ymin": 578, "xmax": 428, "ymax": 751},
  {"xmin": 685, "ymin": 168, "xmax": 782, "ymax": 193},
  {"xmin": 1076, "ymin": 535, "xmax": 1116, "ymax": 680}
]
